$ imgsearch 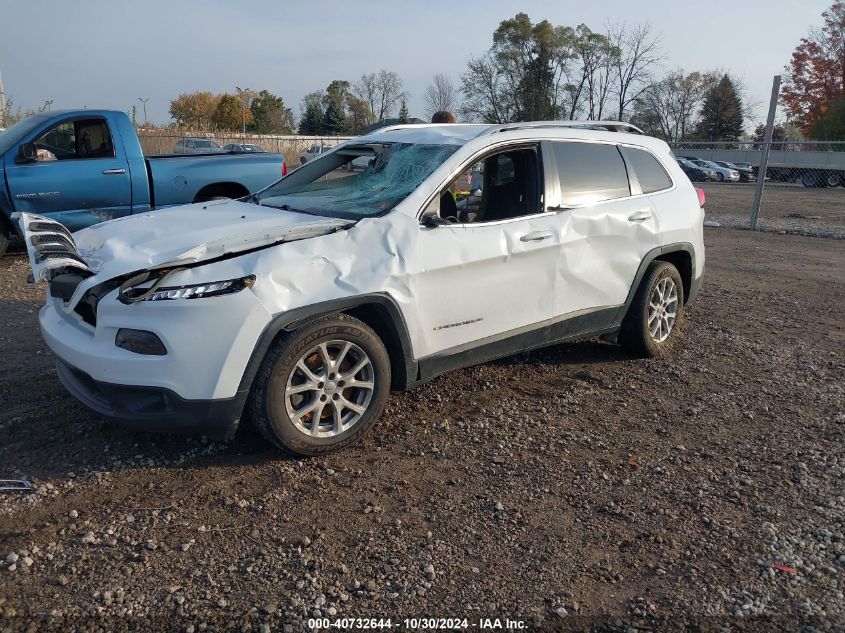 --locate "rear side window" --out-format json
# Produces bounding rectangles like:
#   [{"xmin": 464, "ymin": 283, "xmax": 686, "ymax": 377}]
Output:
[
  {"xmin": 621, "ymin": 146, "xmax": 673, "ymax": 193},
  {"xmin": 551, "ymin": 142, "xmax": 630, "ymax": 206}
]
